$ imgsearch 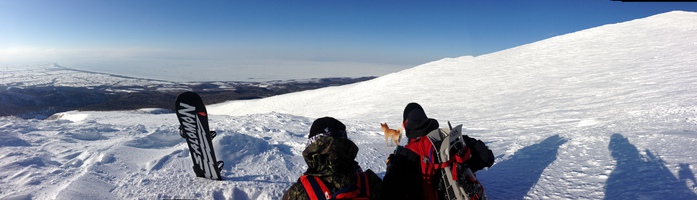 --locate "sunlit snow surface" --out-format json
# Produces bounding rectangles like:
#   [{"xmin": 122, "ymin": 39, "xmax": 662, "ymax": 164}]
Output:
[{"xmin": 2, "ymin": 11, "xmax": 697, "ymax": 199}]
